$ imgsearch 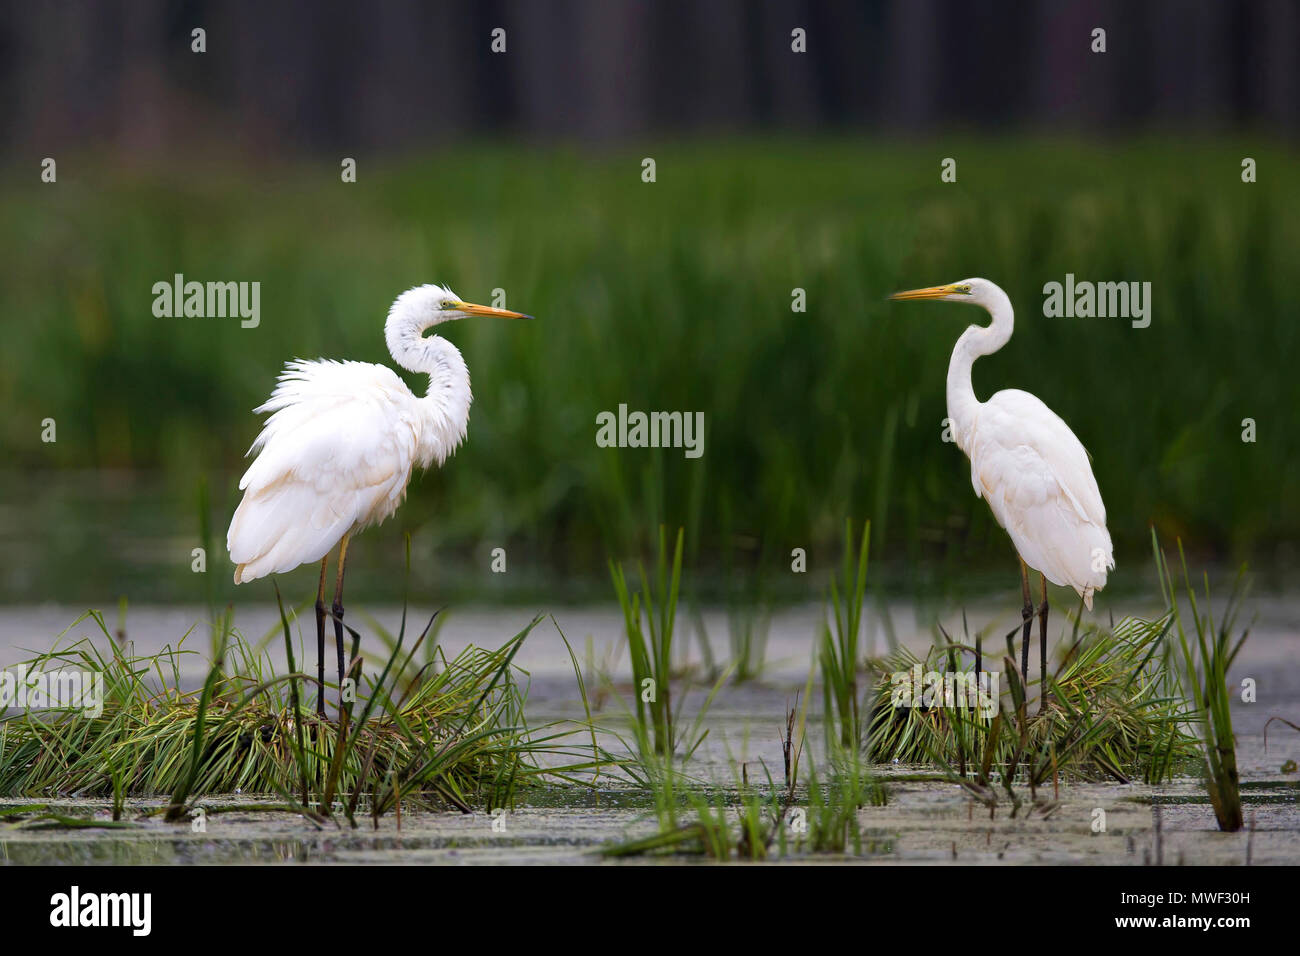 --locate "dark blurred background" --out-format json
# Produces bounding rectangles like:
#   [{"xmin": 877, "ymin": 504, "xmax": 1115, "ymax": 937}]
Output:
[
  {"xmin": 0, "ymin": 1, "xmax": 1297, "ymax": 609},
  {"xmin": 4, "ymin": 1, "xmax": 1298, "ymax": 149}
]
